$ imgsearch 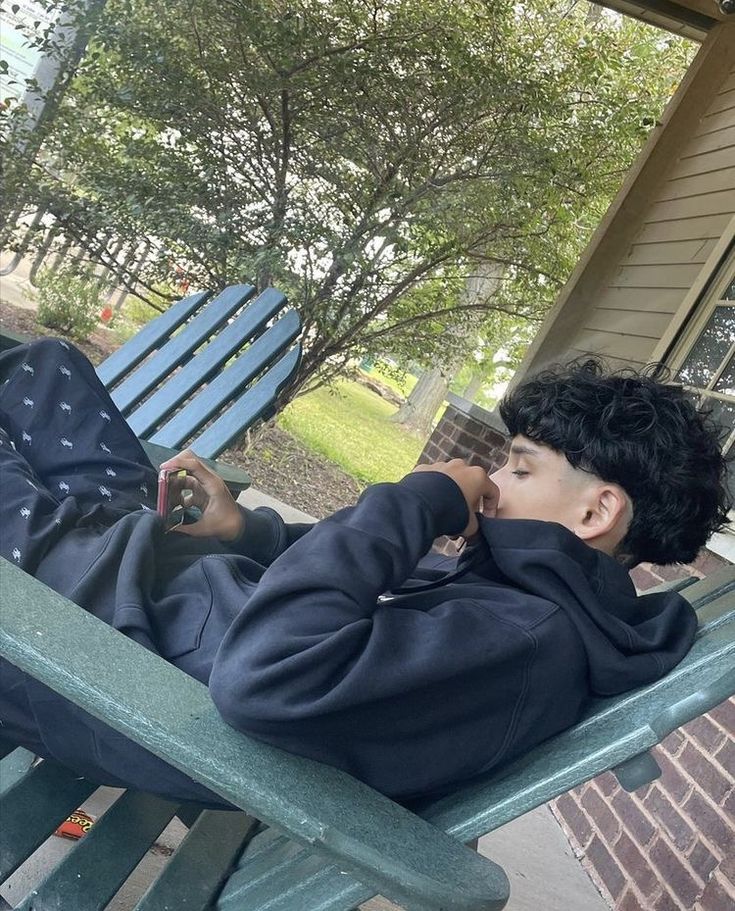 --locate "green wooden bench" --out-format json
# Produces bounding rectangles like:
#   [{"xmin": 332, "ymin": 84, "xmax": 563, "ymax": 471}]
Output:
[
  {"xmin": 1, "ymin": 560, "xmax": 733, "ymax": 910},
  {"xmin": 0, "ymin": 283, "xmax": 302, "ymax": 493}
]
